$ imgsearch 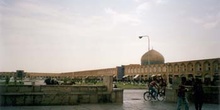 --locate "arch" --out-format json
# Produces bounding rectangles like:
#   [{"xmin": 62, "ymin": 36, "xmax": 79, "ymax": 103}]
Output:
[
  {"xmin": 213, "ymin": 73, "xmax": 220, "ymax": 80},
  {"xmin": 213, "ymin": 60, "xmax": 219, "ymax": 72},
  {"xmin": 204, "ymin": 61, "xmax": 211, "ymax": 71},
  {"xmin": 180, "ymin": 74, "xmax": 186, "ymax": 77},
  {"xmin": 144, "ymin": 66, "xmax": 148, "ymax": 73},
  {"xmin": 180, "ymin": 63, "xmax": 186, "ymax": 72},
  {"xmin": 187, "ymin": 74, "xmax": 194, "ymax": 78},
  {"xmin": 127, "ymin": 68, "xmax": 130, "ymax": 74},
  {"xmin": 204, "ymin": 73, "xmax": 211, "ymax": 85},
  {"xmin": 130, "ymin": 68, "xmax": 134, "ymax": 74},
  {"xmin": 195, "ymin": 62, "xmax": 202, "ymax": 72},
  {"xmin": 212, "ymin": 73, "xmax": 220, "ymax": 86},
  {"xmin": 158, "ymin": 66, "xmax": 162, "ymax": 72},
  {"xmin": 167, "ymin": 64, "xmax": 173, "ymax": 73},
  {"xmin": 187, "ymin": 62, "xmax": 193, "ymax": 72},
  {"xmin": 153, "ymin": 66, "xmax": 157, "ymax": 73},
  {"xmin": 204, "ymin": 73, "xmax": 211, "ymax": 78},
  {"xmin": 162, "ymin": 65, "xmax": 166, "ymax": 72},
  {"xmin": 174, "ymin": 64, "xmax": 179, "ymax": 72}
]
